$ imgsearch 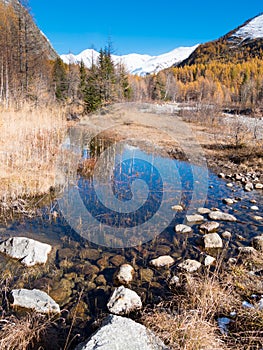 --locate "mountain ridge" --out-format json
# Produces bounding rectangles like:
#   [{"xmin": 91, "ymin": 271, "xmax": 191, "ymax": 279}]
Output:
[{"xmin": 180, "ymin": 13, "xmax": 263, "ymax": 66}]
